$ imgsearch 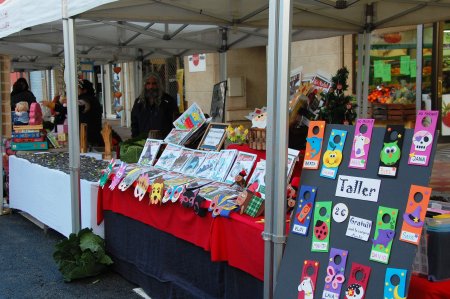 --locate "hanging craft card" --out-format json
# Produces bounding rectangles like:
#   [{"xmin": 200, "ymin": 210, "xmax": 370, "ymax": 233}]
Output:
[
  {"xmin": 303, "ymin": 121, "xmax": 325, "ymax": 169},
  {"xmin": 138, "ymin": 138, "xmax": 162, "ymax": 167},
  {"xmin": 344, "ymin": 262, "xmax": 371, "ymax": 299},
  {"xmin": 384, "ymin": 268, "xmax": 407, "ymax": 299},
  {"xmin": 408, "ymin": 110, "xmax": 438, "ymax": 166},
  {"xmin": 322, "ymin": 248, "xmax": 348, "ymax": 299},
  {"xmin": 349, "ymin": 119, "xmax": 374, "ymax": 169},
  {"xmin": 297, "ymin": 260, "xmax": 319, "ymax": 299},
  {"xmin": 291, "ymin": 185, "xmax": 317, "ymax": 236},
  {"xmin": 109, "ymin": 162, "xmax": 127, "ymax": 191},
  {"xmin": 400, "ymin": 184, "xmax": 432, "ymax": 245},
  {"xmin": 180, "ymin": 150, "xmax": 208, "ymax": 176},
  {"xmin": 370, "ymin": 206, "xmax": 399, "ymax": 264},
  {"xmin": 311, "ymin": 201, "xmax": 332, "ymax": 252},
  {"xmin": 320, "ymin": 129, "xmax": 347, "ymax": 179},
  {"xmin": 224, "ymin": 151, "xmax": 257, "ymax": 185},
  {"xmin": 134, "ymin": 173, "xmax": 150, "ymax": 201},
  {"xmin": 209, "ymin": 193, "xmax": 238, "ymax": 217},
  {"xmin": 118, "ymin": 167, "xmax": 142, "ymax": 191},
  {"xmin": 154, "ymin": 143, "xmax": 184, "ymax": 171},
  {"xmin": 378, "ymin": 125, "xmax": 405, "ymax": 177},
  {"xmin": 99, "ymin": 158, "xmax": 115, "ymax": 188}
]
